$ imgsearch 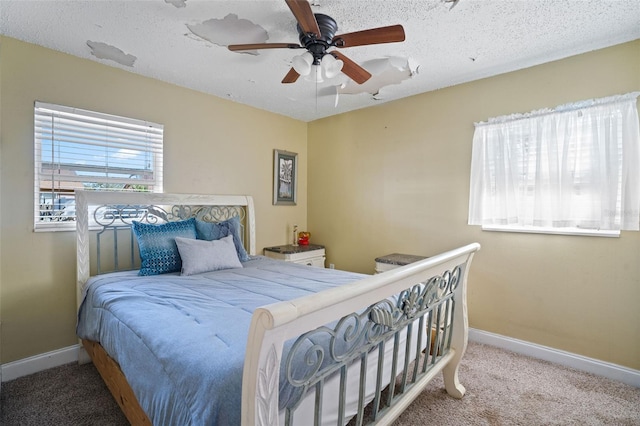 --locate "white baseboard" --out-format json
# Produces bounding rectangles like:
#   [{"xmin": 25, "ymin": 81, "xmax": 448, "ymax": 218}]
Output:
[
  {"xmin": 469, "ymin": 328, "xmax": 640, "ymax": 388},
  {"xmin": 2, "ymin": 330, "xmax": 639, "ymax": 388},
  {"xmin": 1, "ymin": 344, "xmax": 81, "ymax": 382}
]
